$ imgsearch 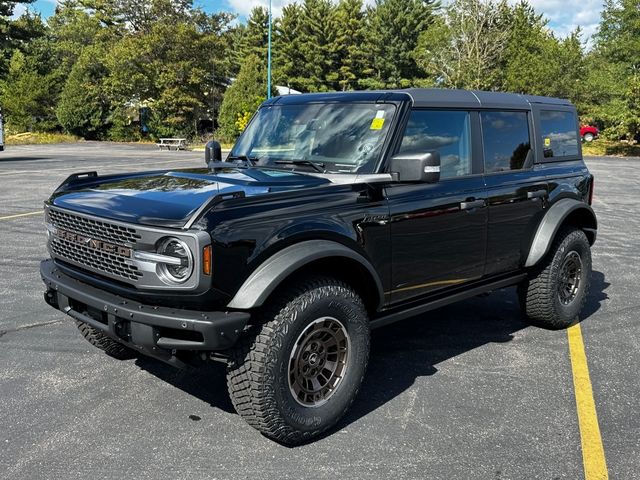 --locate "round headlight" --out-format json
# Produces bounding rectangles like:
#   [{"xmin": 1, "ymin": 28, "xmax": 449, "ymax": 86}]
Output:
[{"xmin": 156, "ymin": 237, "xmax": 194, "ymax": 284}]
